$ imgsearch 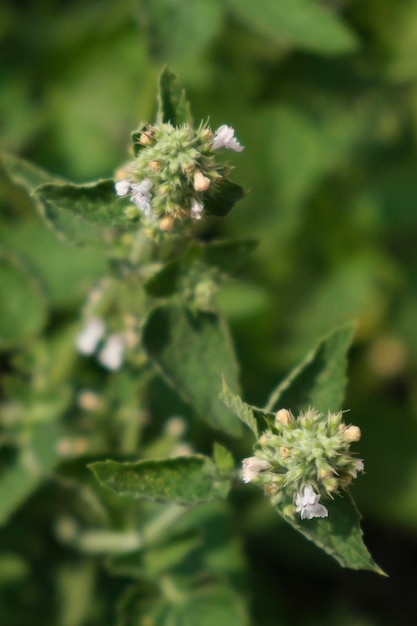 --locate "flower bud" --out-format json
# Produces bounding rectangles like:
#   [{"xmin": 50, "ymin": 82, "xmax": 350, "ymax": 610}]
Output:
[
  {"xmin": 193, "ymin": 171, "xmax": 211, "ymax": 191},
  {"xmin": 149, "ymin": 160, "xmax": 160, "ymax": 171},
  {"xmin": 343, "ymin": 425, "xmax": 361, "ymax": 442},
  {"xmin": 264, "ymin": 483, "xmax": 279, "ymax": 496},
  {"xmin": 159, "ymin": 215, "xmax": 174, "ymax": 231},
  {"xmin": 280, "ymin": 445, "xmax": 290, "ymax": 458},
  {"xmin": 275, "ymin": 408, "xmax": 293, "ymax": 427},
  {"xmin": 139, "ymin": 131, "xmax": 153, "ymax": 145}
]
